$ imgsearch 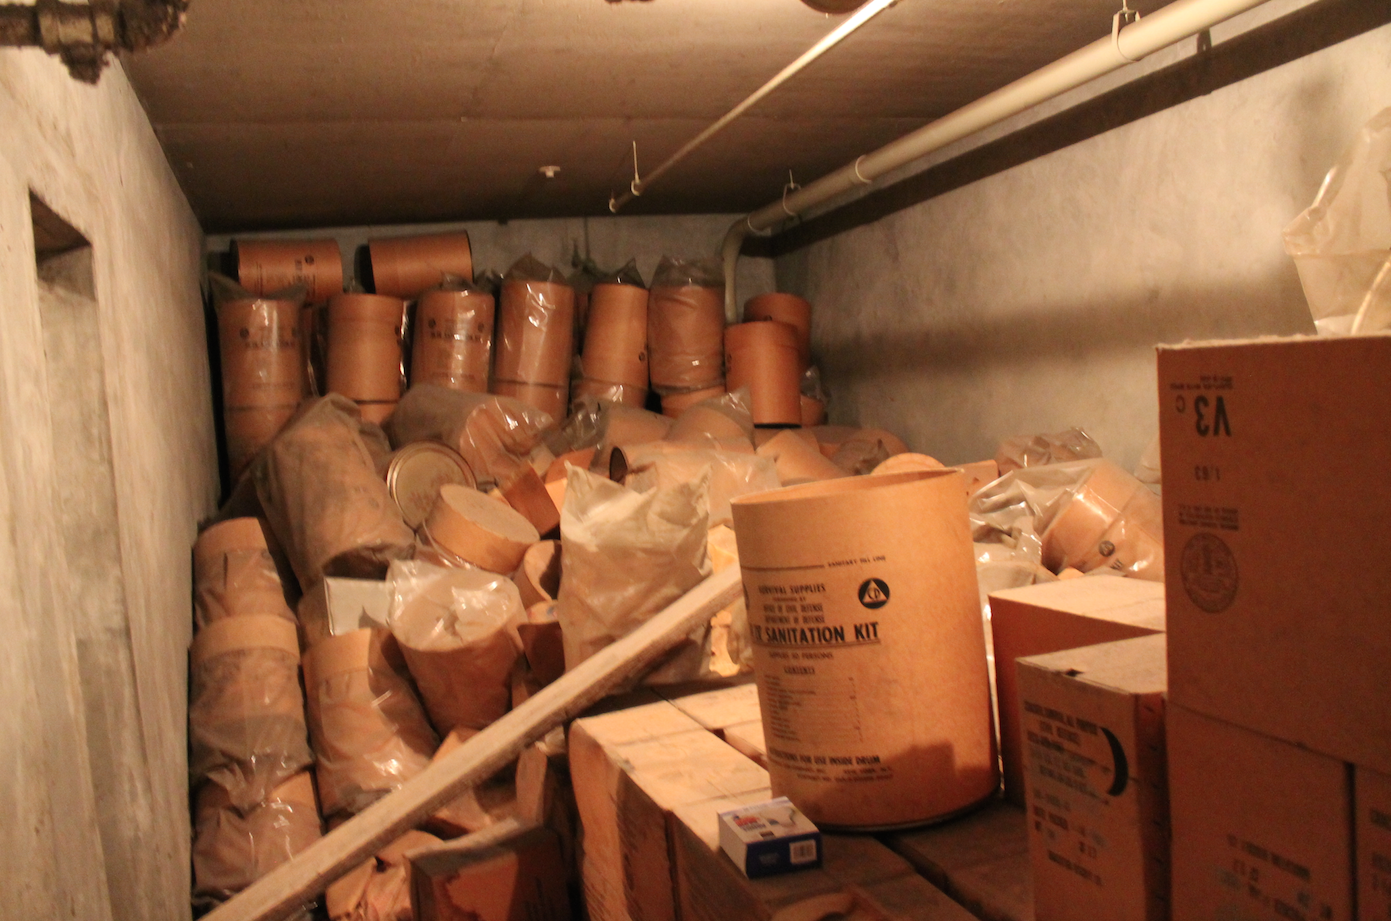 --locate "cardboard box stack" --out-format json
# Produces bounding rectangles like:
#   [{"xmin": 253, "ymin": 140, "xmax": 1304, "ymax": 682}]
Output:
[
  {"xmin": 989, "ymin": 577, "xmax": 1165, "ymax": 806},
  {"xmin": 1158, "ymin": 334, "xmax": 1391, "ymax": 921},
  {"xmin": 568, "ymin": 686, "xmax": 979, "ymax": 921},
  {"xmin": 1016, "ymin": 634, "xmax": 1169, "ymax": 921}
]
